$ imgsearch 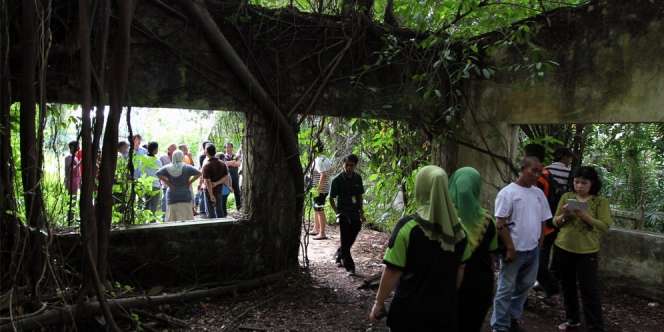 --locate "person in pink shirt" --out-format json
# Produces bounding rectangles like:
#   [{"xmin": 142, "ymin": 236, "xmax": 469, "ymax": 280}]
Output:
[{"xmin": 64, "ymin": 141, "xmax": 82, "ymax": 195}]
